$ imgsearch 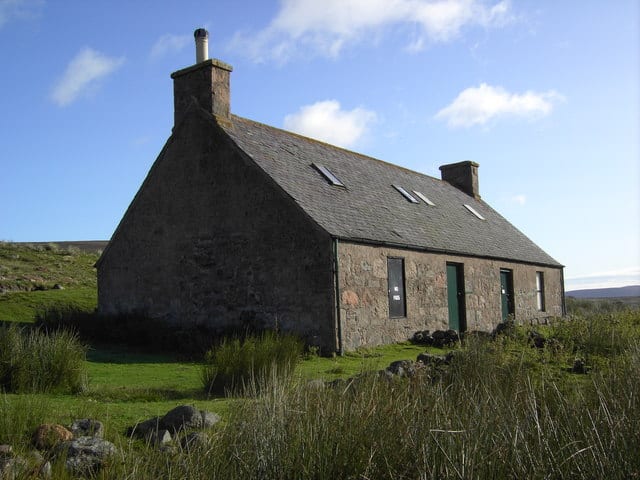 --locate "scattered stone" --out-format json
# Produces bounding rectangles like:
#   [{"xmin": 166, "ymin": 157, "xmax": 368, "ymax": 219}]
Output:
[
  {"xmin": 56, "ymin": 436, "xmax": 117, "ymax": 476},
  {"xmin": 411, "ymin": 330, "xmax": 433, "ymax": 346},
  {"xmin": 71, "ymin": 419, "xmax": 104, "ymax": 438},
  {"xmin": 493, "ymin": 320, "xmax": 515, "ymax": 337},
  {"xmin": 147, "ymin": 429, "xmax": 172, "ymax": 446},
  {"xmin": 386, "ymin": 360, "xmax": 416, "ymax": 378},
  {"xmin": 0, "ymin": 455, "xmax": 28, "ymax": 479},
  {"xmin": 416, "ymin": 352, "xmax": 454, "ymax": 367},
  {"xmin": 528, "ymin": 331, "xmax": 546, "ymax": 349},
  {"xmin": 53, "ymin": 283, "xmax": 64, "ymax": 290},
  {"xmin": 200, "ymin": 410, "xmax": 221, "ymax": 429},
  {"xmin": 570, "ymin": 358, "xmax": 589, "ymax": 374},
  {"xmin": 32, "ymin": 424, "xmax": 73, "ymax": 450},
  {"xmin": 161, "ymin": 405, "xmax": 203, "ymax": 432},
  {"xmin": 0, "ymin": 445, "xmax": 12, "ymax": 456},
  {"xmin": 128, "ymin": 406, "xmax": 221, "ymax": 440},
  {"xmin": 430, "ymin": 330, "xmax": 460, "ymax": 348},
  {"xmin": 127, "ymin": 417, "xmax": 162, "ymax": 439}
]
